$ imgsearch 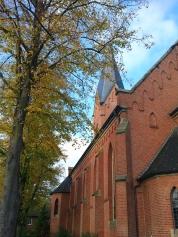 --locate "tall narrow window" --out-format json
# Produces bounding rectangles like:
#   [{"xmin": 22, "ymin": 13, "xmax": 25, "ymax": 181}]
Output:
[
  {"xmin": 93, "ymin": 158, "xmax": 97, "ymax": 192},
  {"xmin": 83, "ymin": 171, "xmax": 86, "ymax": 200},
  {"xmin": 76, "ymin": 176, "xmax": 82, "ymax": 204},
  {"xmin": 108, "ymin": 143, "xmax": 116, "ymax": 220},
  {"xmin": 76, "ymin": 178, "xmax": 80, "ymax": 205},
  {"xmin": 172, "ymin": 188, "xmax": 178, "ymax": 228},
  {"xmin": 54, "ymin": 198, "xmax": 59, "ymax": 216}
]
